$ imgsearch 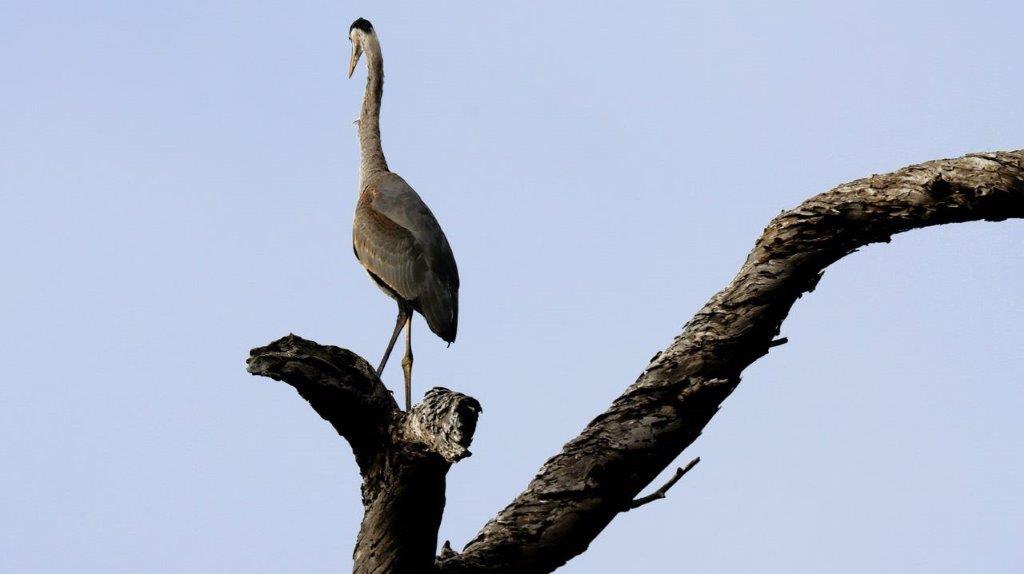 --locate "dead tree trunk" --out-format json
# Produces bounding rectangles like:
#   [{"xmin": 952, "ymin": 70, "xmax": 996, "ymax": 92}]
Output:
[
  {"xmin": 246, "ymin": 341, "xmax": 479, "ymax": 573},
  {"xmin": 247, "ymin": 150, "xmax": 1023, "ymax": 573}
]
